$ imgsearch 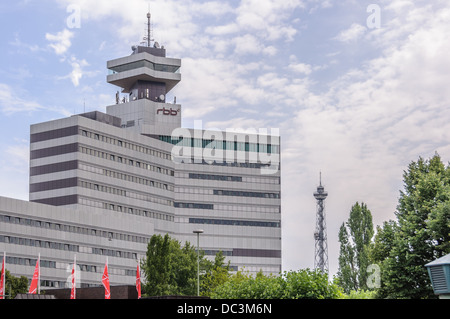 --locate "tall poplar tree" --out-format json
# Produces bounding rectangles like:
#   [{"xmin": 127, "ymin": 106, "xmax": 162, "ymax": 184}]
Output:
[
  {"xmin": 142, "ymin": 233, "xmax": 202, "ymax": 296},
  {"xmin": 337, "ymin": 202, "xmax": 374, "ymax": 293}
]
